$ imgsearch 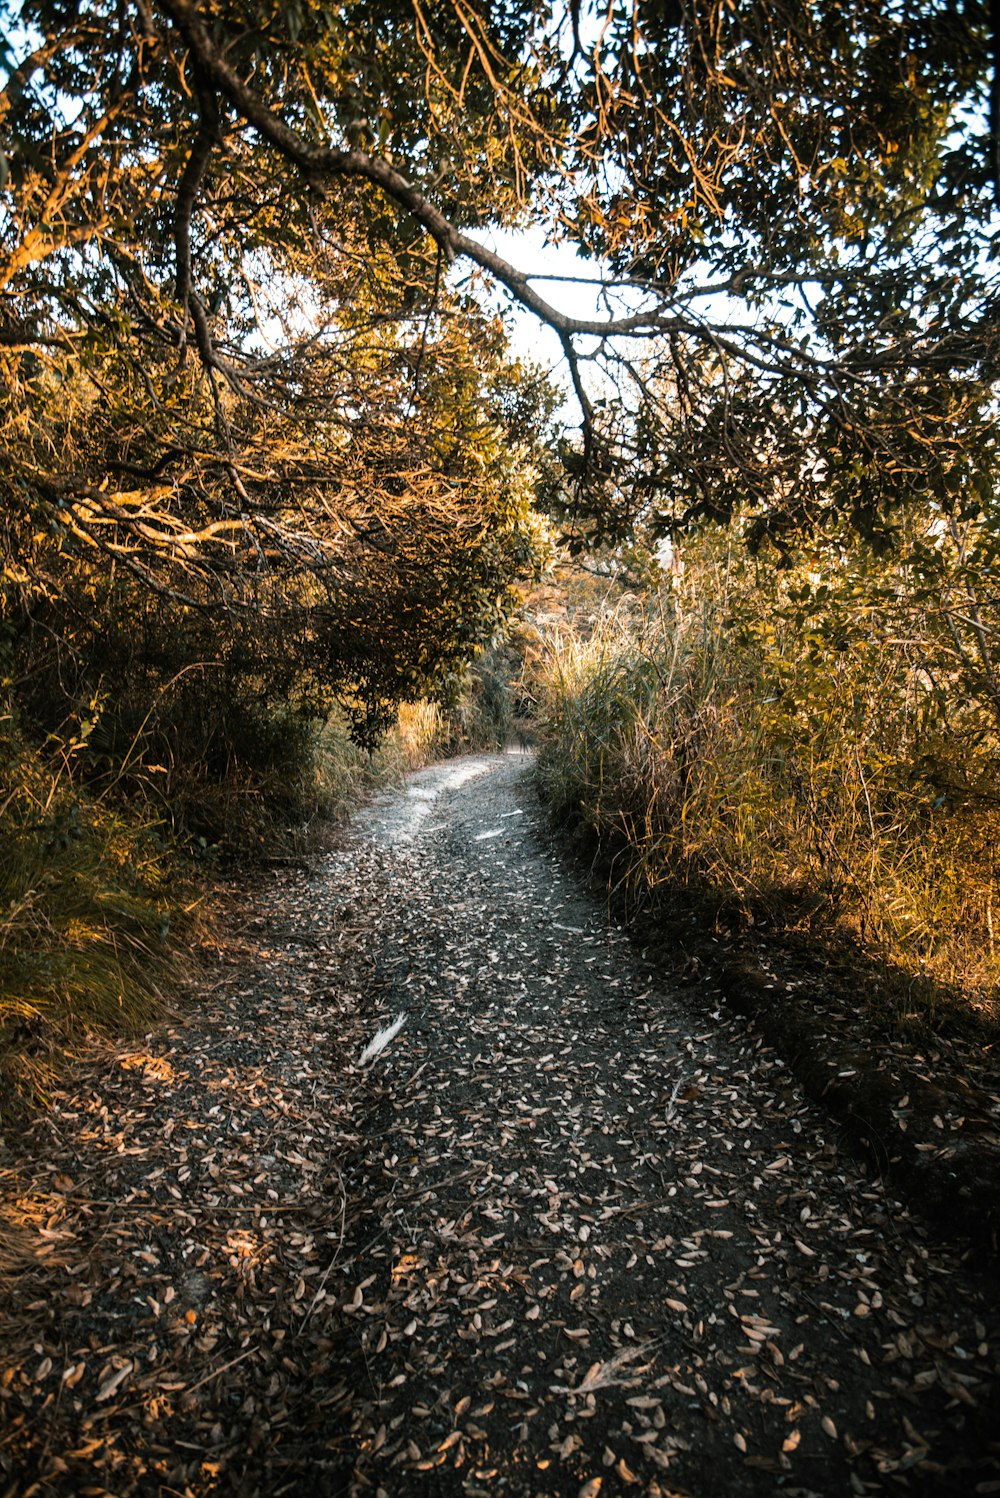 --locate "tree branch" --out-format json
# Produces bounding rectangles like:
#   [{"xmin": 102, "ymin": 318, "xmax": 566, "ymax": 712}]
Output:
[
  {"xmin": 174, "ymin": 73, "xmax": 221, "ymax": 359},
  {"xmin": 155, "ymin": 0, "xmax": 683, "ymax": 342}
]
